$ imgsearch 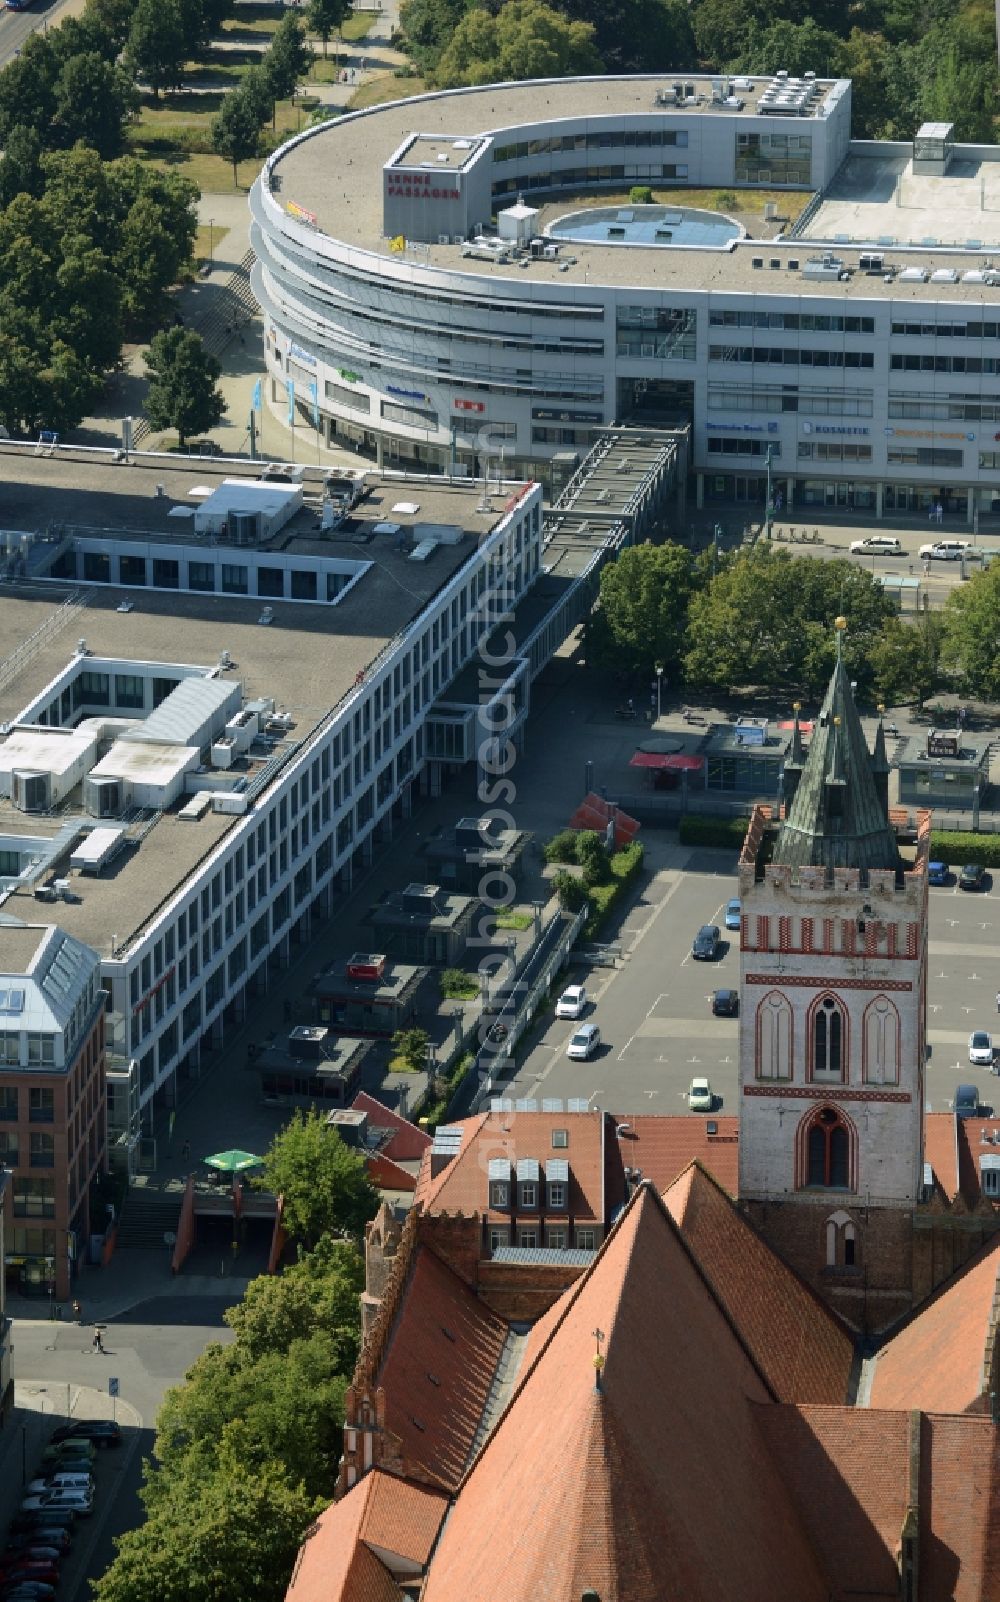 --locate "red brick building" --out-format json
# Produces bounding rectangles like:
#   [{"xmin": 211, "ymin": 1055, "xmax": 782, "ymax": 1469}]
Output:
[{"xmin": 0, "ymin": 925, "xmax": 106, "ymax": 1299}]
